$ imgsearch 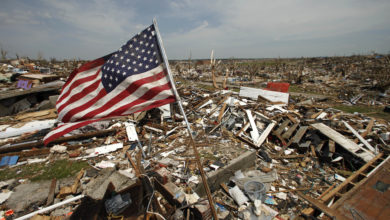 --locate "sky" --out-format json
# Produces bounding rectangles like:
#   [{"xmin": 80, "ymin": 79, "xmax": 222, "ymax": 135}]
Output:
[{"xmin": 0, "ymin": 0, "xmax": 390, "ymax": 60}]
